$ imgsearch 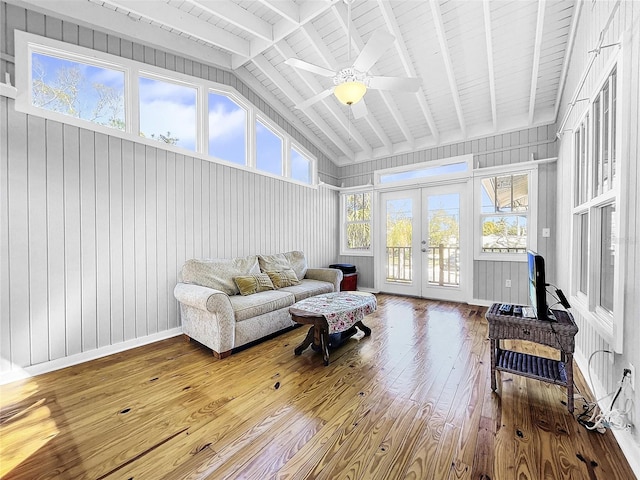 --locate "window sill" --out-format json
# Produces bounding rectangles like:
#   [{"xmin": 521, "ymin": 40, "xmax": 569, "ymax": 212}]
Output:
[
  {"xmin": 570, "ymin": 295, "xmax": 615, "ymax": 347},
  {"xmin": 339, "ymin": 251, "xmax": 374, "ymax": 257}
]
